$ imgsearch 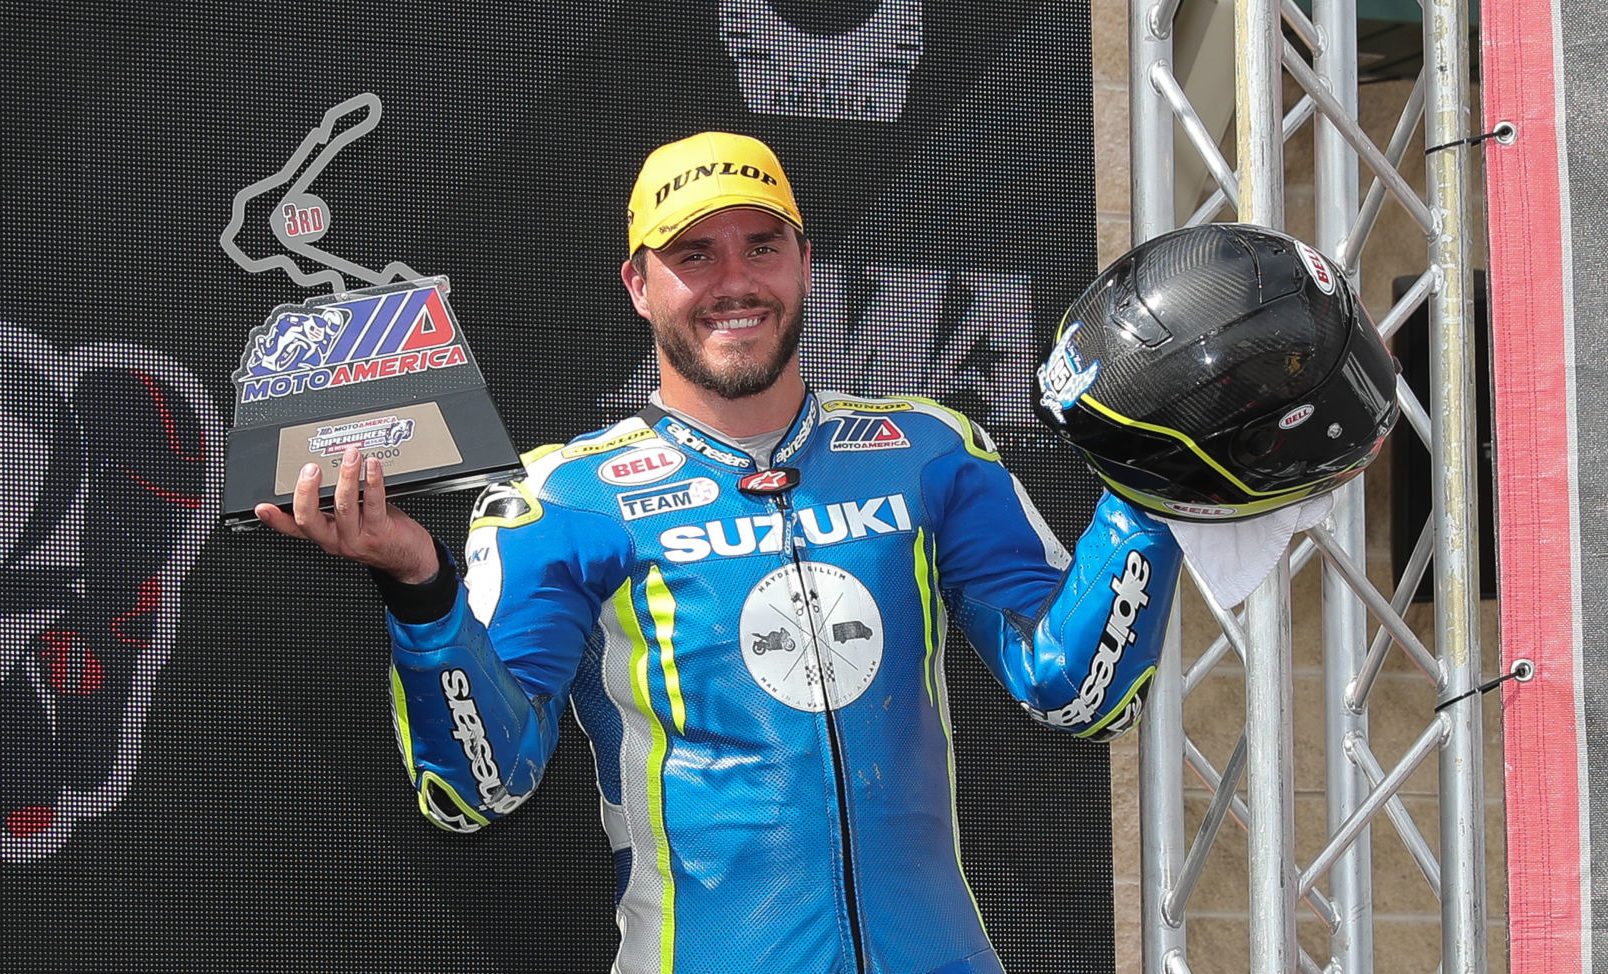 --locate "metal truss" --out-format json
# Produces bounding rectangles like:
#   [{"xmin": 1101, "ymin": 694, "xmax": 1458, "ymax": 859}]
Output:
[{"xmin": 1129, "ymin": 0, "xmax": 1488, "ymax": 971}]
